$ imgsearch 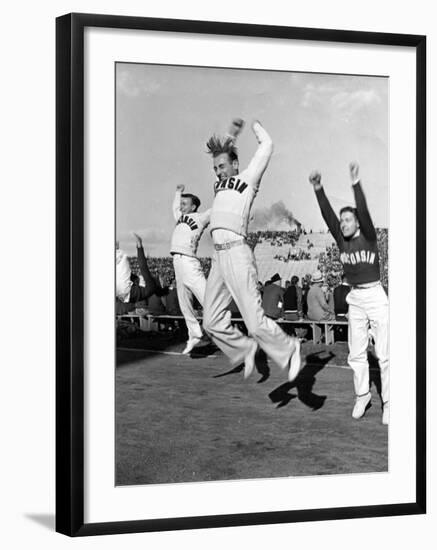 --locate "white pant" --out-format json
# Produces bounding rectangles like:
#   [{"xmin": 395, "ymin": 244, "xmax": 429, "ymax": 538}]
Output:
[
  {"xmin": 173, "ymin": 254, "xmax": 206, "ymax": 341},
  {"xmin": 203, "ymin": 243, "xmax": 296, "ymax": 368},
  {"xmin": 346, "ymin": 284, "xmax": 389, "ymax": 402}
]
